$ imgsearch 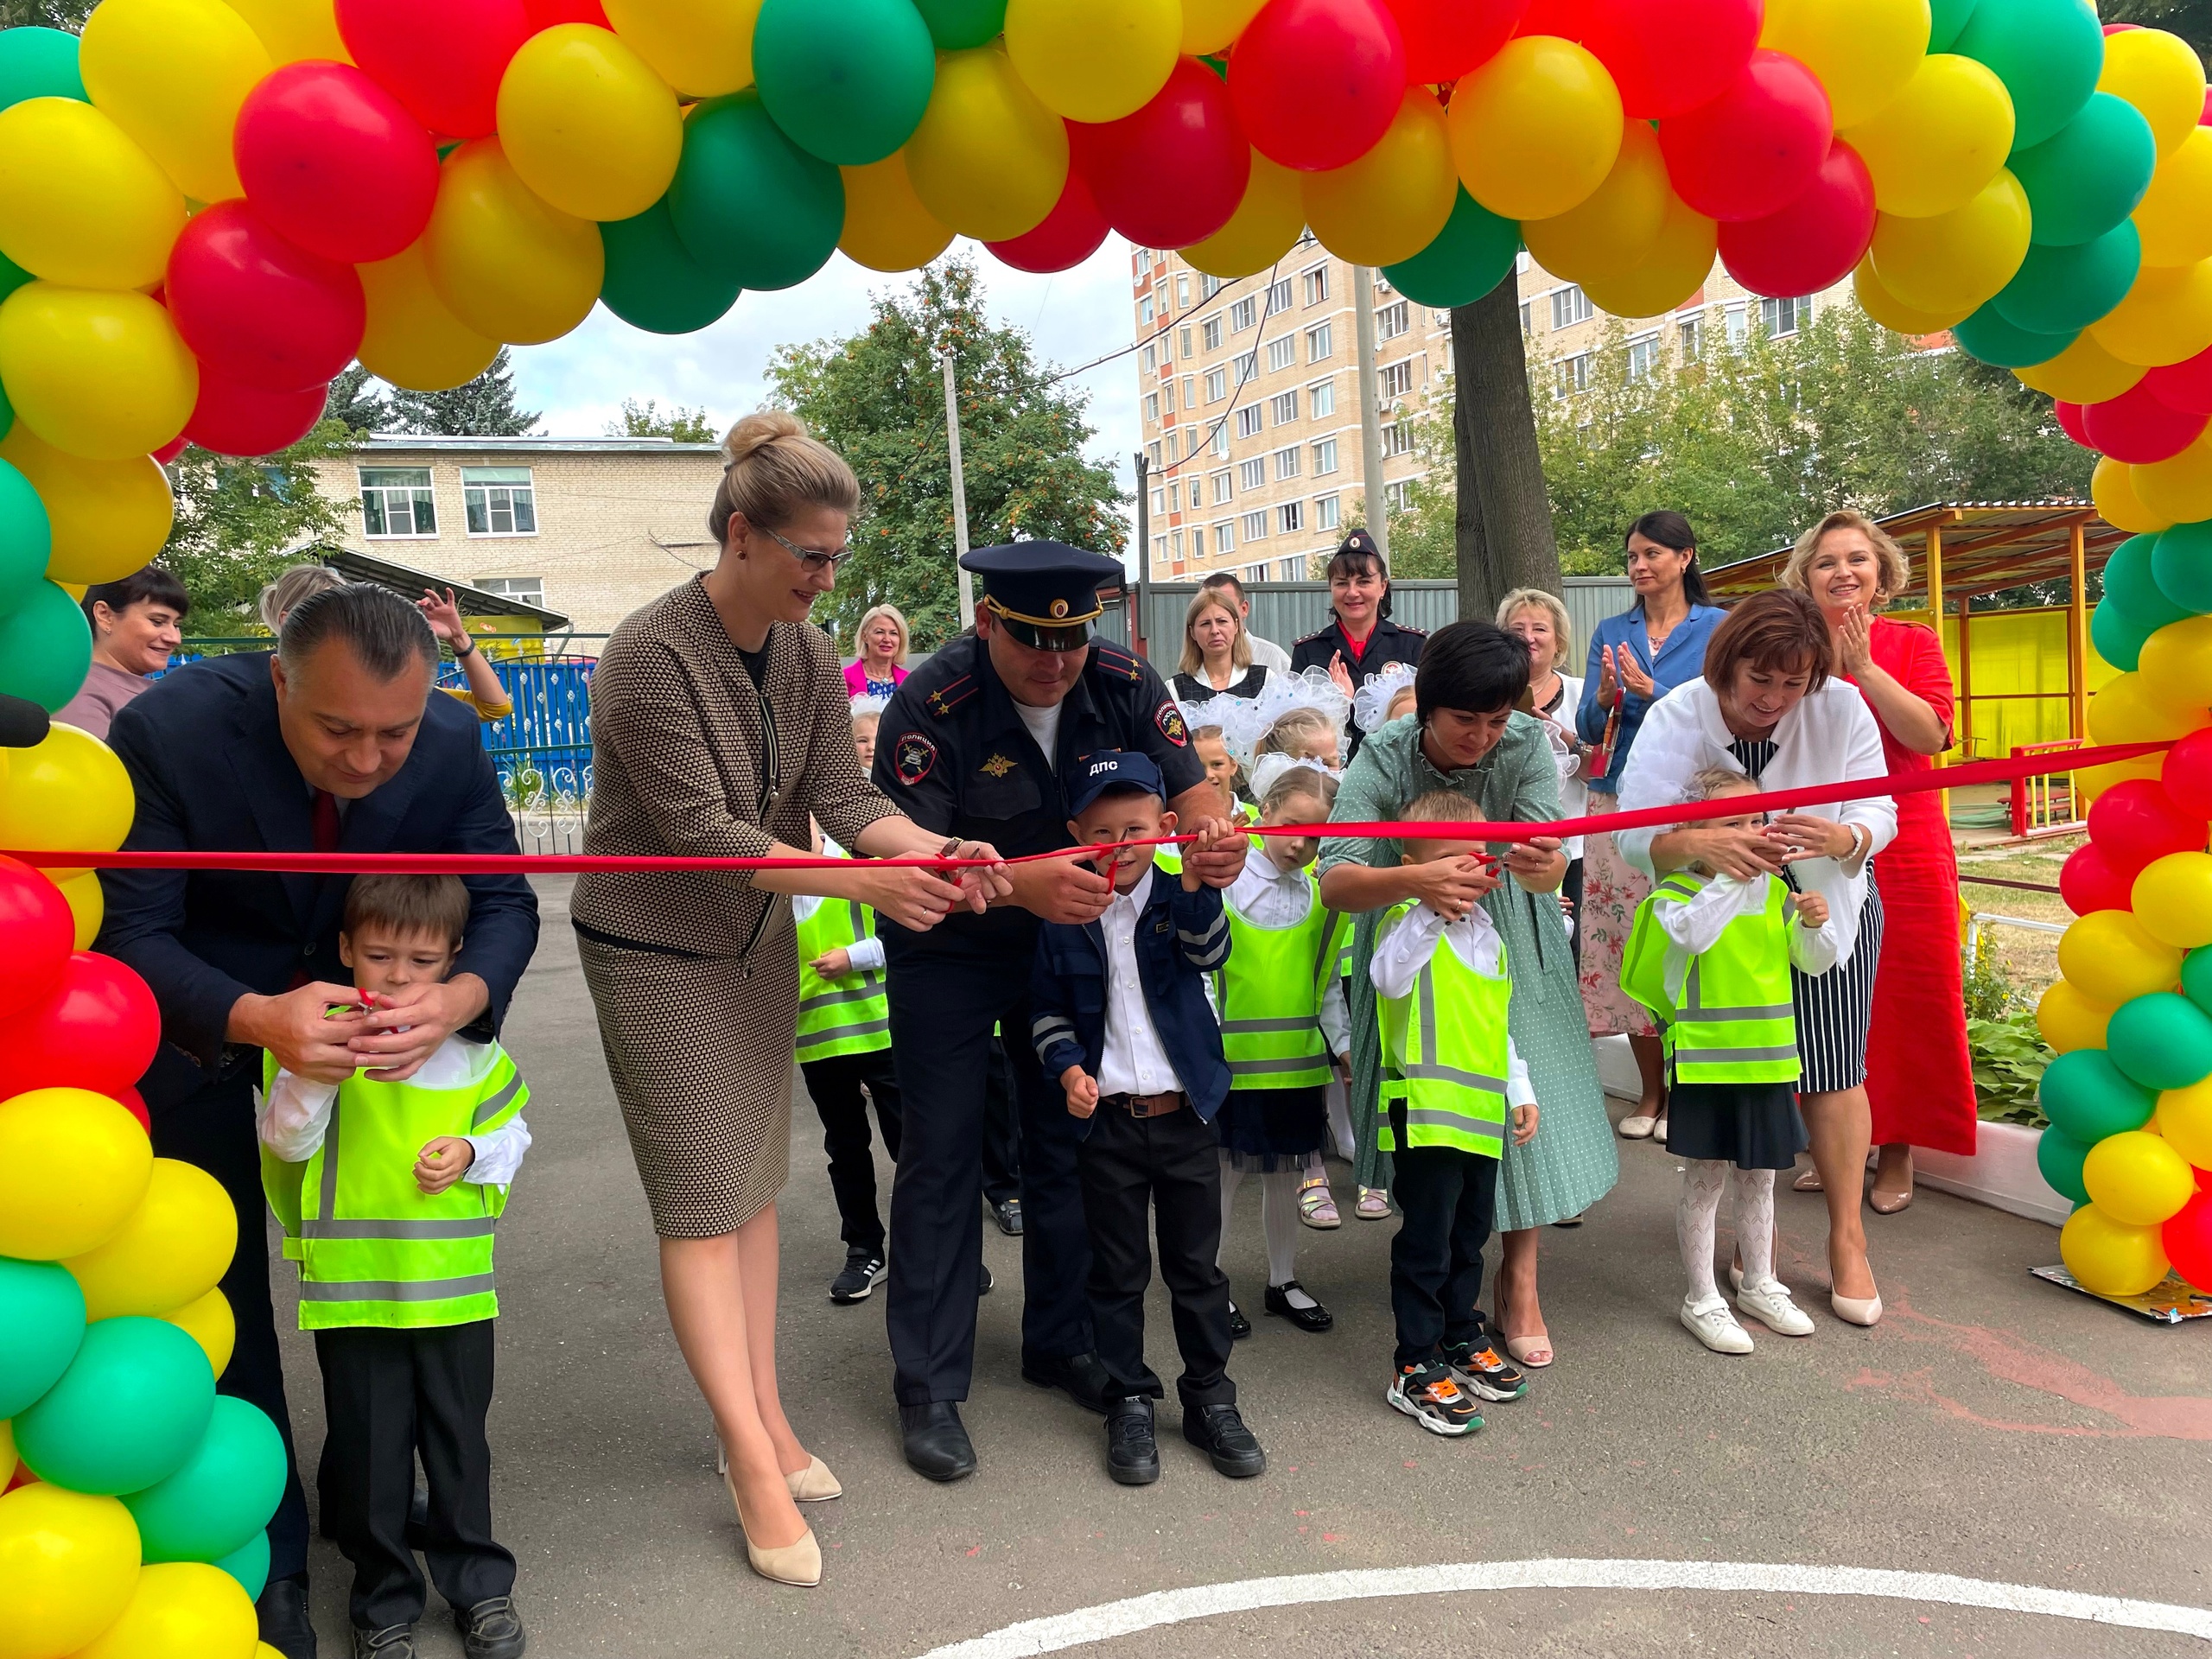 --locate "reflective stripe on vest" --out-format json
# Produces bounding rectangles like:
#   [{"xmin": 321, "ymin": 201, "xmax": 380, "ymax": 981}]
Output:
[
  {"xmin": 795, "ymin": 895, "xmax": 891, "ymax": 1063},
  {"xmin": 1214, "ymin": 877, "xmax": 1340, "ymax": 1091},
  {"xmin": 1375, "ymin": 906, "xmax": 1511, "ymax": 1156},
  {"xmin": 1662, "ymin": 877, "xmax": 1802, "ymax": 1084}
]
